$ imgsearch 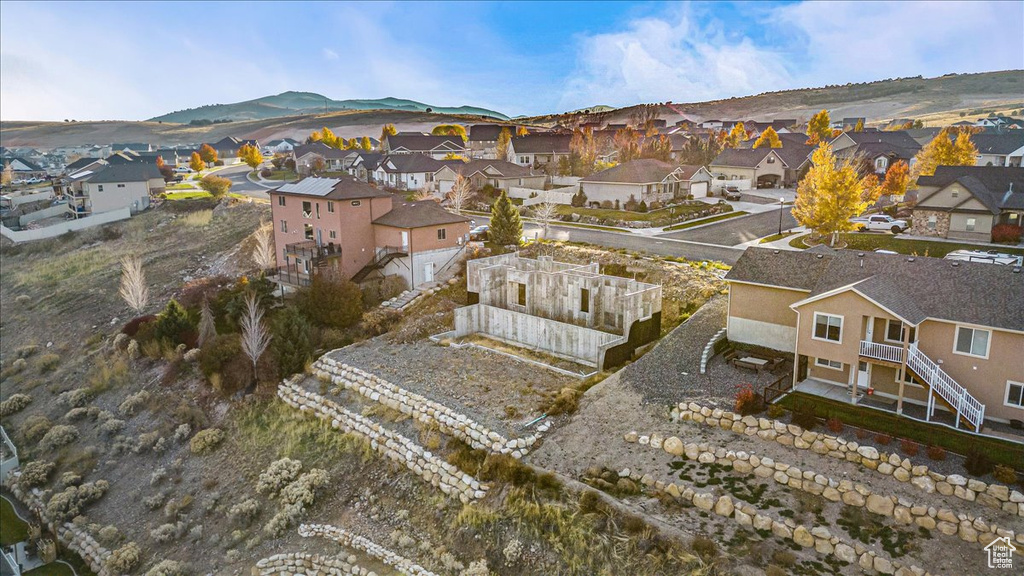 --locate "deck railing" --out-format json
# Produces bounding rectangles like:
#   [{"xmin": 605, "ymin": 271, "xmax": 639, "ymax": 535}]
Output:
[{"xmin": 858, "ymin": 340, "xmax": 904, "ymax": 363}]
